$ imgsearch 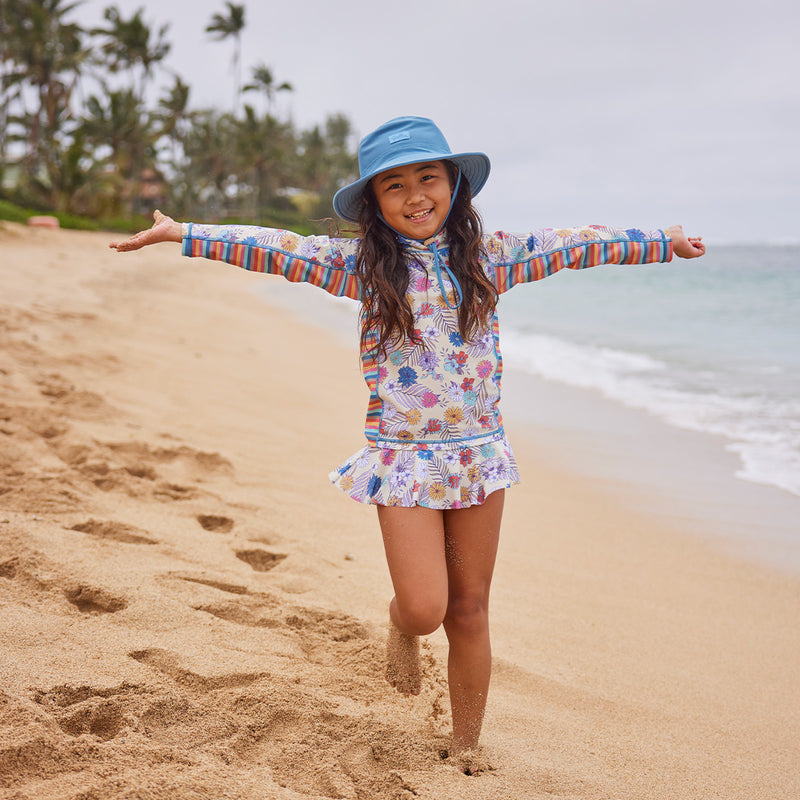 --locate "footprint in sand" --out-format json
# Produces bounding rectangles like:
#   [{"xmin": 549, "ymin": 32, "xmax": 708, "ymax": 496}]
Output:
[
  {"xmin": 35, "ymin": 372, "xmax": 114, "ymax": 420},
  {"xmin": 64, "ymin": 438, "xmax": 232, "ymax": 503},
  {"xmin": 124, "ymin": 463, "xmax": 158, "ymax": 480},
  {"xmin": 105, "ymin": 441, "xmax": 233, "ymax": 478},
  {"xmin": 30, "ymin": 683, "xmax": 177, "ymax": 744},
  {"xmin": 285, "ymin": 608, "xmax": 368, "ymax": 643},
  {"xmin": 50, "ymin": 695, "xmax": 129, "ymax": 741},
  {"xmin": 69, "ymin": 519, "xmax": 156, "ymax": 545},
  {"xmin": 197, "ymin": 514, "xmax": 234, "ymax": 533},
  {"xmin": 235, "ymin": 549, "xmax": 287, "ymax": 572},
  {"xmin": 63, "ymin": 583, "xmax": 128, "ymax": 615},
  {"xmin": 193, "ymin": 600, "xmax": 281, "ymax": 629},
  {"xmin": 128, "ymin": 647, "xmax": 266, "ymax": 690},
  {"xmin": 0, "ymin": 557, "xmax": 19, "ymax": 579}
]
